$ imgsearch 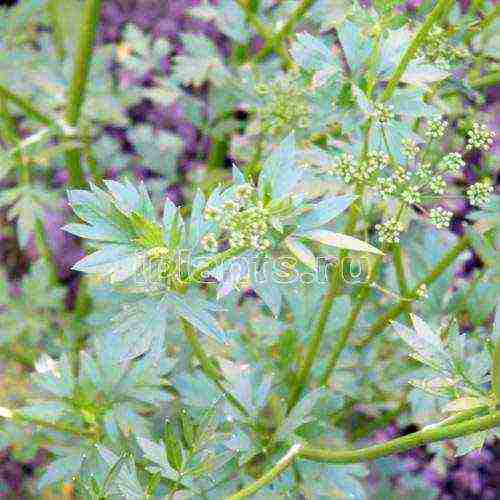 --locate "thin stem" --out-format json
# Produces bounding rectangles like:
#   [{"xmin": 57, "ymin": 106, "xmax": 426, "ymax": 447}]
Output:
[
  {"xmin": 189, "ymin": 246, "xmax": 245, "ymax": 284},
  {"xmin": 47, "ymin": 0, "xmax": 66, "ymax": 62},
  {"xmin": 299, "ymin": 411, "xmax": 500, "ymax": 463},
  {"xmin": 392, "ymin": 243, "xmax": 411, "ymax": 314},
  {"xmin": 357, "ymin": 236, "xmax": 469, "ymax": 348},
  {"xmin": 470, "ymin": 71, "xmax": 500, "ymax": 88},
  {"xmin": 229, "ymin": 444, "xmax": 303, "ymax": 499},
  {"xmin": 181, "ymin": 320, "xmax": 250, "ymax": 418},
  {"xmin": 464, "ymin": 4, "xmax": 500, "ymax": 44},
  {"xmin": 255, "ymin": 0, "xmax": 320, "ymax": 62},
  {"xmin": 234, "ymin": 0, "xmax": 291, "ymax": 66},
  {"xmin": 380, "ymin": 0, "xmax": 455, "ymax": 102},
  {"xmin": 5, "ymin": 411, "xmax": 95, "ymax": 439},
  {"xmin": 286, "ymin": 192, "xmax": 362, "ymax": 412},
  {"xmin": 0, "ymin": 84, "xmax": 55, "ymax": 128},
  {"xmin": 233, "ymin": 411, "xmax": 500, "ymax": 497},
  {"xmin": 319, "ymin": 257, "xmax": 383, "ymax": 386},
  {"xmin": 65, "ymin": 0, "xmax": 102, "ymax": 188}
]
